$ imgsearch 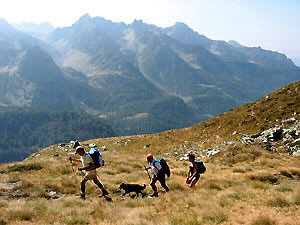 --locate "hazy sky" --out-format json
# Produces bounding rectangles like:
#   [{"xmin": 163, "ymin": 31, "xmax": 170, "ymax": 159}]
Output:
[{"xmin": 1, "ymin": 0, "xmax": 300, "ymax": 59}]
